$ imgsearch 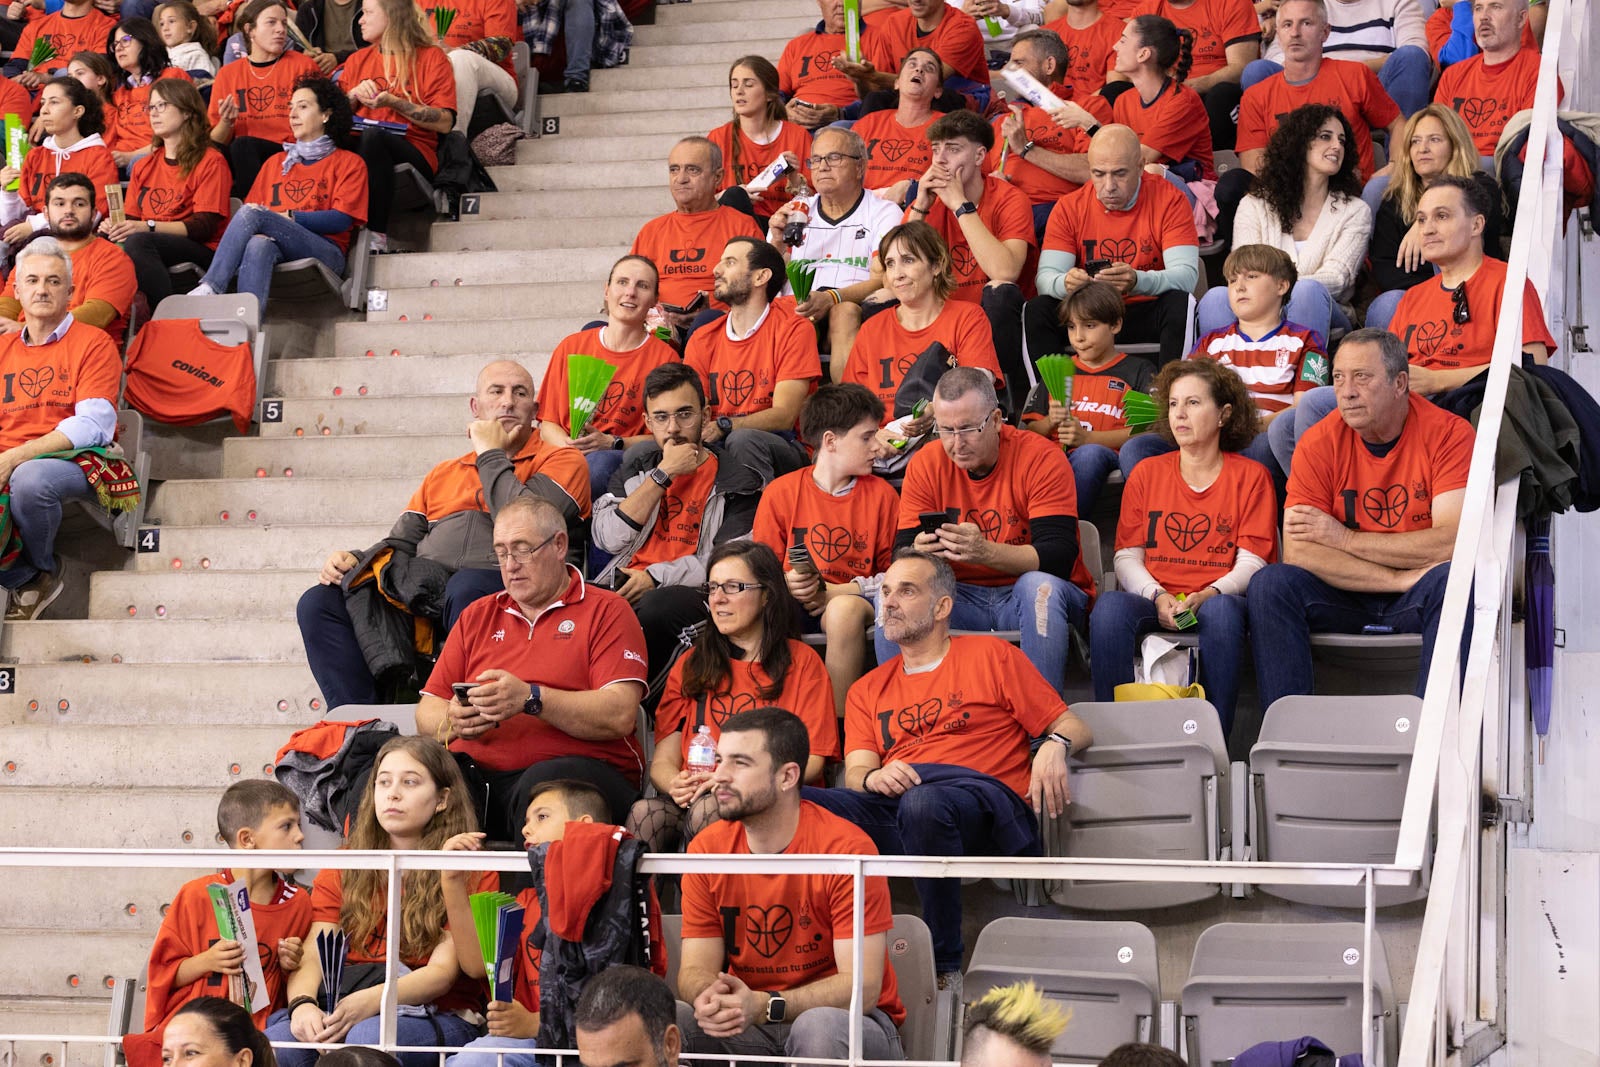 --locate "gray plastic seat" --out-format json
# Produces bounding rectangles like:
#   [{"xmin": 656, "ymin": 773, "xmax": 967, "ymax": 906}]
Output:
[
  {"xmin": 962, "ymin": 917, "xmax": 1159, "ymax": 1062},
  {"xmin": 1181, "ymin": 921, "xmax": 1397, "ymax": 1066},
  {"xmin": 1249, "ymin": 694, "xmax": 1428, "ymax": 907},
  {"xmin": 662, "ymin": 912, "xmax": 682, "ymax": 996},
  {"xmin": 889, "ymin": 912, "xmax": 954, "ymax": 1062},
  {"xmin": 1309, "ymin": 631, "xmax": 1424, "ymax": 694},
  {"xmin": 271, "ymin": 228, "xmax": 371, "ymax": 310}
]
